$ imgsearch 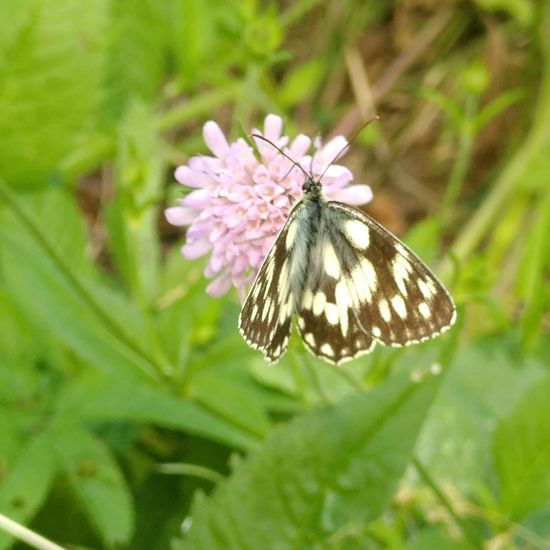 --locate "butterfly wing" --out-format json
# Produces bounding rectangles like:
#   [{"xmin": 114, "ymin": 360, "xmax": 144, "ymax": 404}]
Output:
[
  {"xmin": 296, "ymin": 201, "xmax": 456, "ymax": 364},
  {"xmin": 238, "ymin": 202, "xmax": 305, "ymax": 363}
]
